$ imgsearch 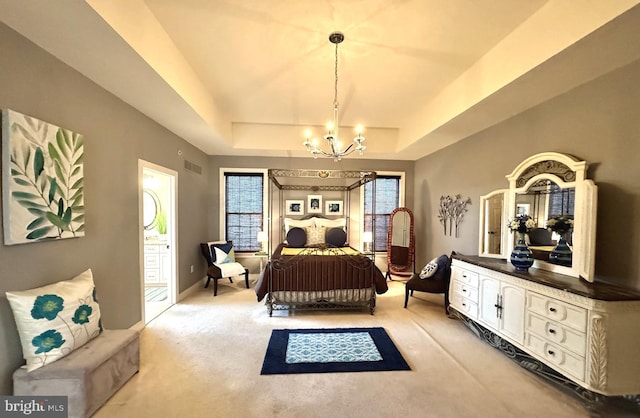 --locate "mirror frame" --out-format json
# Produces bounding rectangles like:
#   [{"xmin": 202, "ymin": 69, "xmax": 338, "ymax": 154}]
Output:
[
  {"xmin": 387, "ymin": 207, "xmax": 415, "ymax": 276},
  {"xmin": 505, "ymin": 152, "xmax": 597, "ymax": 282},
  {"xmin": 478, "ymin": 189, "xmax": 509, "ymax": 259}
]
